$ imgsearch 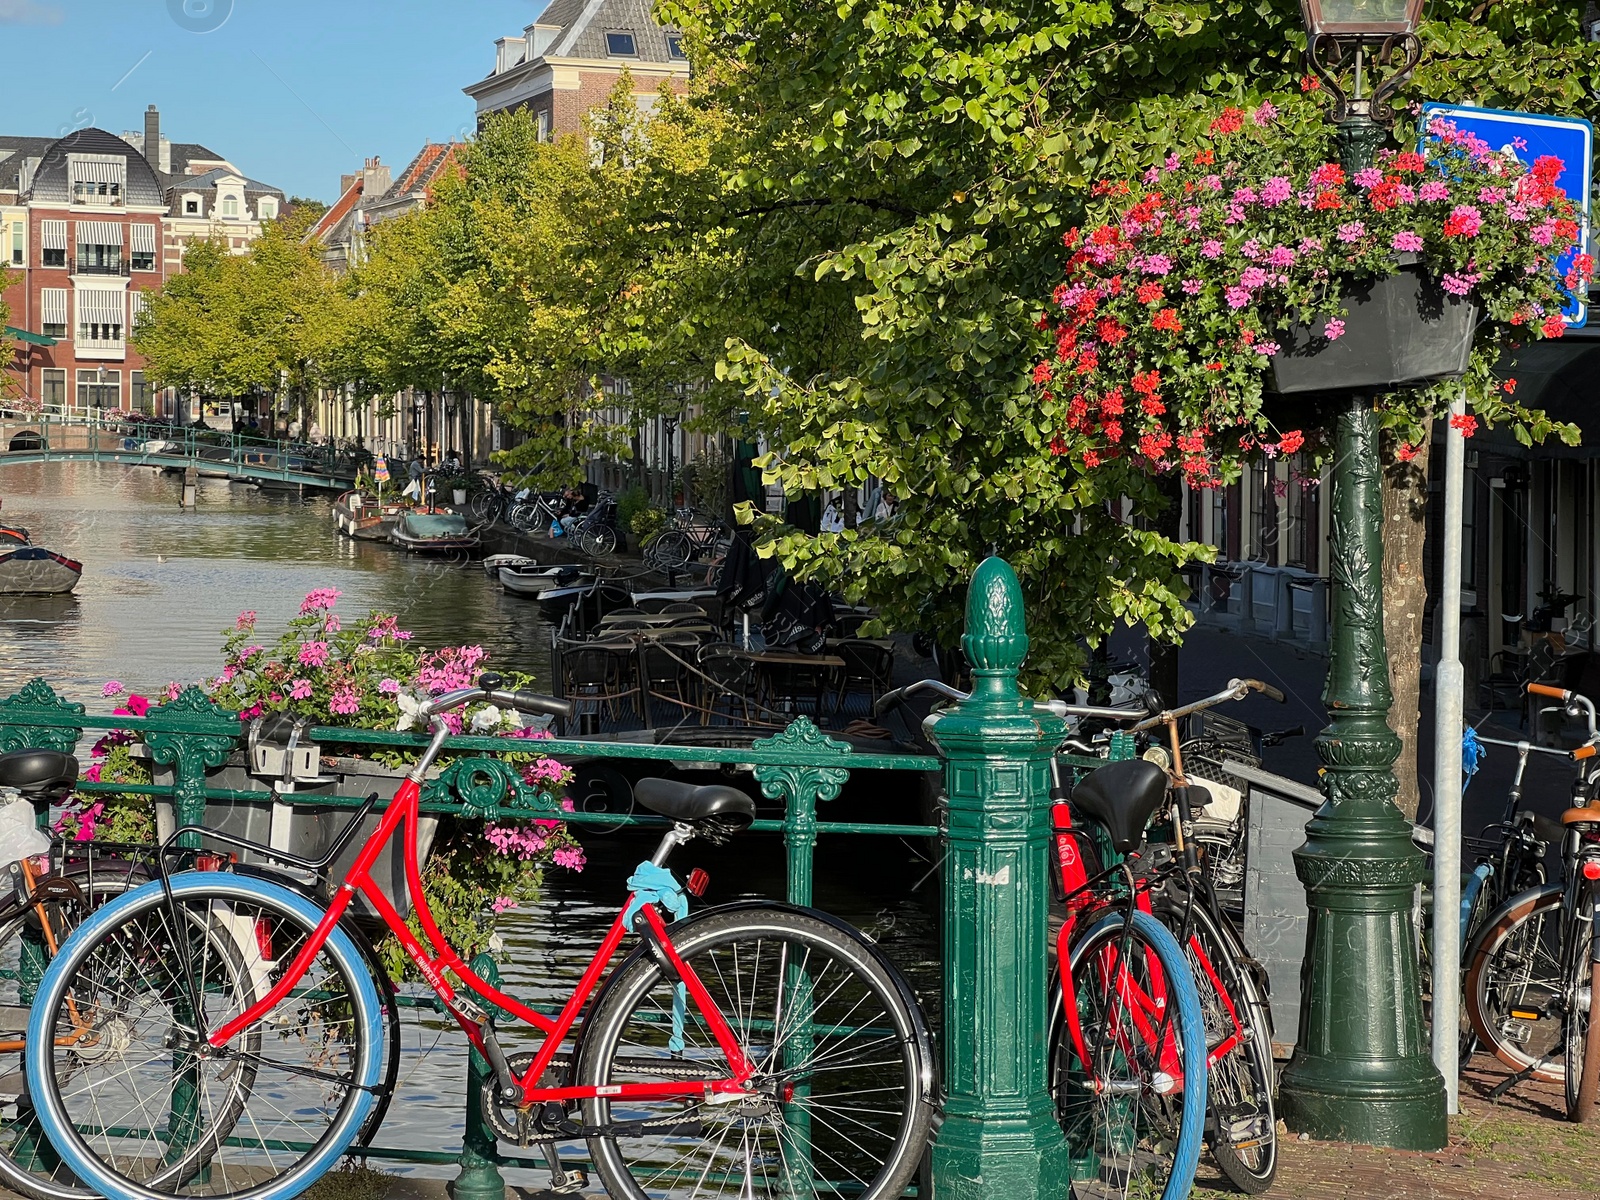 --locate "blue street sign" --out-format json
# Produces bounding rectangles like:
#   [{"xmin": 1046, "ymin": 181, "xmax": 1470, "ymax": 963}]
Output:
[{"xmin": 1421, "ymin": 103, "xmax": 1593, "ymax": 328}]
